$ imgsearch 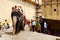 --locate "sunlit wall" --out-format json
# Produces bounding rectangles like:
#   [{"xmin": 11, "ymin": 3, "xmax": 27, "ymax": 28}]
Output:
[{"xmin": 0, "ymin": 0, "xmax": 35, "ymax": 26}]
